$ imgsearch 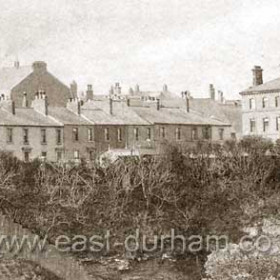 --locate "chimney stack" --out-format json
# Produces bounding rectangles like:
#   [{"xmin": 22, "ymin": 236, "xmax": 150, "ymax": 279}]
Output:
[
  {"xmin": 22, "ymin": 92, "xmax": 28, "ymax": 107},
  {"xmin": 217, "ymin": 90, "xmax": 224, "ymax": 103},
  {"xmin": 184, "ymin": 91, "xmax": 190, "ymax": 112},
  {"xmin": 115, "ymin": 83, "xmax": 121, "ymax": 95},
  {"xmin": 109, "ymin": 98, "xmax": 113, "ymax": 115},
  {"xmin": 70, "ymin": 81, "xmax": 78, "ymax": 98},
  {"xmin": 32, "ymin": 61, "xmax": 47, "ymax": 73},
  {"xmin": 156, "ymin": 98, "xmax": 160, "ymax": 111},
  {"xmin": 252, "ymin": 66, "xmax": 263, "ymax": 86},
  {"xmin": 32, "ymin": 90, "xmax": 48, "ymax": 115},
  {"xmin": 11, "ymin": 101, "xmax": 15, "ymax": 115},
  {"xmin": 163, "ymin": 84, "xmax": 168, "ymax": 93},
  {"xmin": 135, "ymin": 84, "xmax": 140, "ymax": 94},
  {"xmin": 14, "ymin": 60, "xmax": 20, "ymax": 69},
  {"xmin": 0, "ymin": 98, "xmax": 16, "ymax": 115},
  {"xmin": 86, "ymin": 84, "xmax": 94, "ymax": 101},
  {"xmin": 209, "ymin": 84, "xmax": 215, "ymax": 100}
]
